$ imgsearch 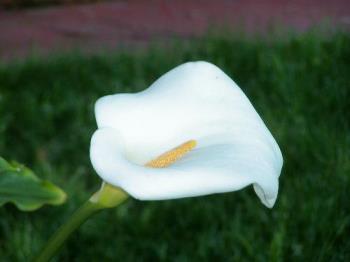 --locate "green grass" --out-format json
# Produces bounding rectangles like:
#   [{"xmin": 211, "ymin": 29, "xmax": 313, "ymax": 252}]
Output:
[{"xmin": 0, "ymin": 32, "xmax": 349, "ymax": 261}]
